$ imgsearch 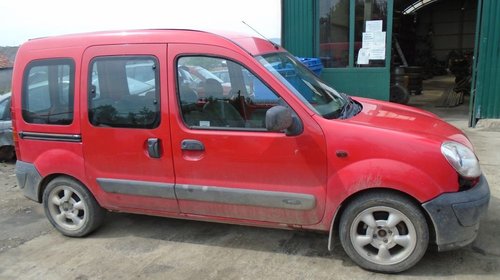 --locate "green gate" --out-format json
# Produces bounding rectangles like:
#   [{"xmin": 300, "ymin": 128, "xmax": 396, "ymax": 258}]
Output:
[
  {"xmin": 470, "ymin": 0, "xmax": 500, "ymax": 126},
  {"xmin": 283, "ymin": 0, "xmax": 394, "ymax": 100}
]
